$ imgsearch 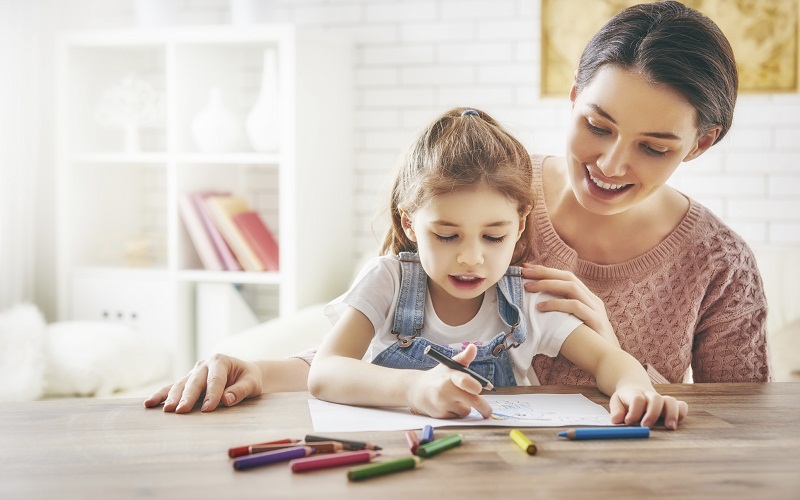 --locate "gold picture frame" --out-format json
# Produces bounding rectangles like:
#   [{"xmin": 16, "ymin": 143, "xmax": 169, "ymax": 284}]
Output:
[{"xmin": 541, "ymin": 0, "xmax": 799, "ymax": 96}]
